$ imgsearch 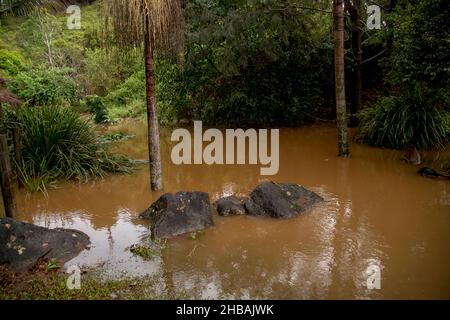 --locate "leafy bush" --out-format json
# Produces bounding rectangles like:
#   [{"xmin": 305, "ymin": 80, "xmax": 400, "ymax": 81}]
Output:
[
  {"xmin": 81, "ymin": 48, "xmax": 142, "ymax": 96},
  {"xmin": 384, "ymin": 0, "xmax": 450, "ymax": 87},
  {"xmin": 0, "ymin": 49, "xmax": 25, "ymax": 76},
  {"xmin": 84, "ymin": 95, "xmax": 109, "ymax": 123},
  {"xmin": 108, "ymin": 100, "xmax": 146, "ymax": 121},
  {"xmin": 105, "ymin": 70, "xmax": 146, "ymax": 120},
  {"xmin": 358, "ymin": 84, "xmax": 450, "ymax": 149},
  {"xmin": 9, "ymin": 66, "xmax": 77, "ymax": 105},
  {"xmin": 155, "ymin": 0, "xmax": 332, "ymax": 127},
  {"xmin": 10, "ymin": 105, "xmax": 132, "ymax": 190},
  {"xmin": 105, "ymin": 70, "xmax": 146, "ymax": 106}
]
